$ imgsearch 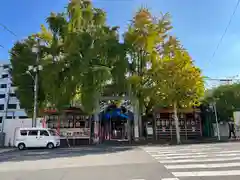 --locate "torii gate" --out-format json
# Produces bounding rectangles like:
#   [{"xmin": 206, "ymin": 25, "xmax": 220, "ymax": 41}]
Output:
[{"xmin": 93, "ymin": 95, "xmax": 141, "ymax": 143}]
